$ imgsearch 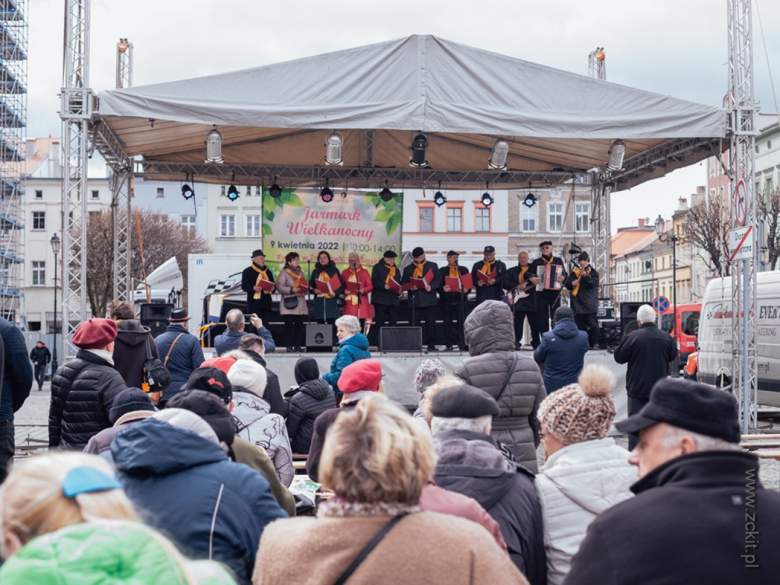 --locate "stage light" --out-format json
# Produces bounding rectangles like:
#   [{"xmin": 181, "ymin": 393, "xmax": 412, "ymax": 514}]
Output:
[
  {"xmin": 181, "ymin": 184, "xmax": 194, "ymax": 200},
  {"xmin": 481, "ymin": 192, "xmax": 494, "ymax": 208},
  {"xmin": 324, "ymin": 132, "xmax": 343, "ymax": 165},
  {"xmin": 269, "ymin": 179, "xmax": 282, "ymax": 199},
  {"xmin": 523, "ymin": 193, "xmax": 536, "ymax": 208},
  {"xmin": 340, "ymin": 191, "xmax": 348, "ymax": 199},
  {"xmin": 226, "ymin": 184, "xmax": 239, "ymax": 202},
  {"xmin": 320, "ymin": 186, "xmax": 334, "ymax": 203},
  {"xmin": 607, "ymin": 139, "xmax": 626, "ymax": 171},
  {"xmin": 489, "ymin": 139, "xmax": 509, "ymax": 170},
  {"xmin": 379, "ymin": 187, "xmax": 394, "ymax": 202},
  {"xmin": 409, "ymin": 133, "xmax": 429, "ymax": 168},
  {"xmin": 434, "ymin": 191, "xmax": 446, "ymax": 207},
  {"xmin": 205, "ymin": 127, "xmax": 223, "ymax": 163}
]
